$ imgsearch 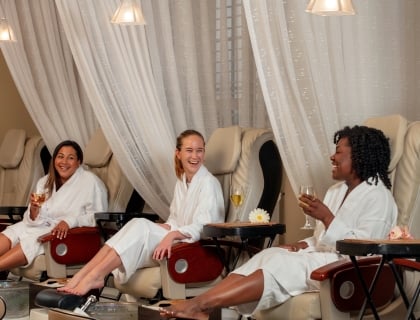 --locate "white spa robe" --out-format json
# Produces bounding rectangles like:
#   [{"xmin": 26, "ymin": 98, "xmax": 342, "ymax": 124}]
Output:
[
  {"xmin": 233, "ymin": 179, "xmax": 398, "ymax": 315},
  {"xmin": 107, "ymin": 165, "xmax": 225, "ymax": 284},
  {"xmin": 3, "ymin": 166, "xmax": 108, "ymax": 266}
]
